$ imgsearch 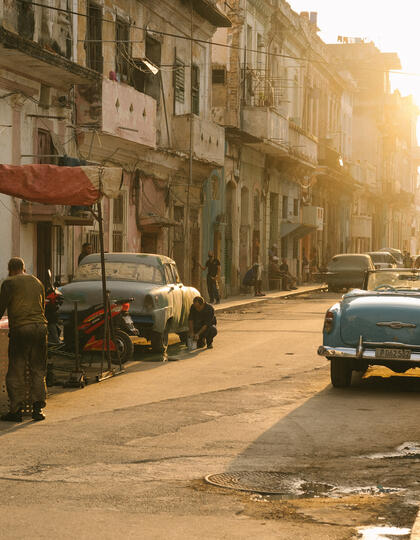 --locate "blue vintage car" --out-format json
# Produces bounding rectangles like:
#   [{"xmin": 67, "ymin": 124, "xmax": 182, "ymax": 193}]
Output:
[{"xmin": 318, "ymin": 268, "xmax": 420, "ymax": 387}]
